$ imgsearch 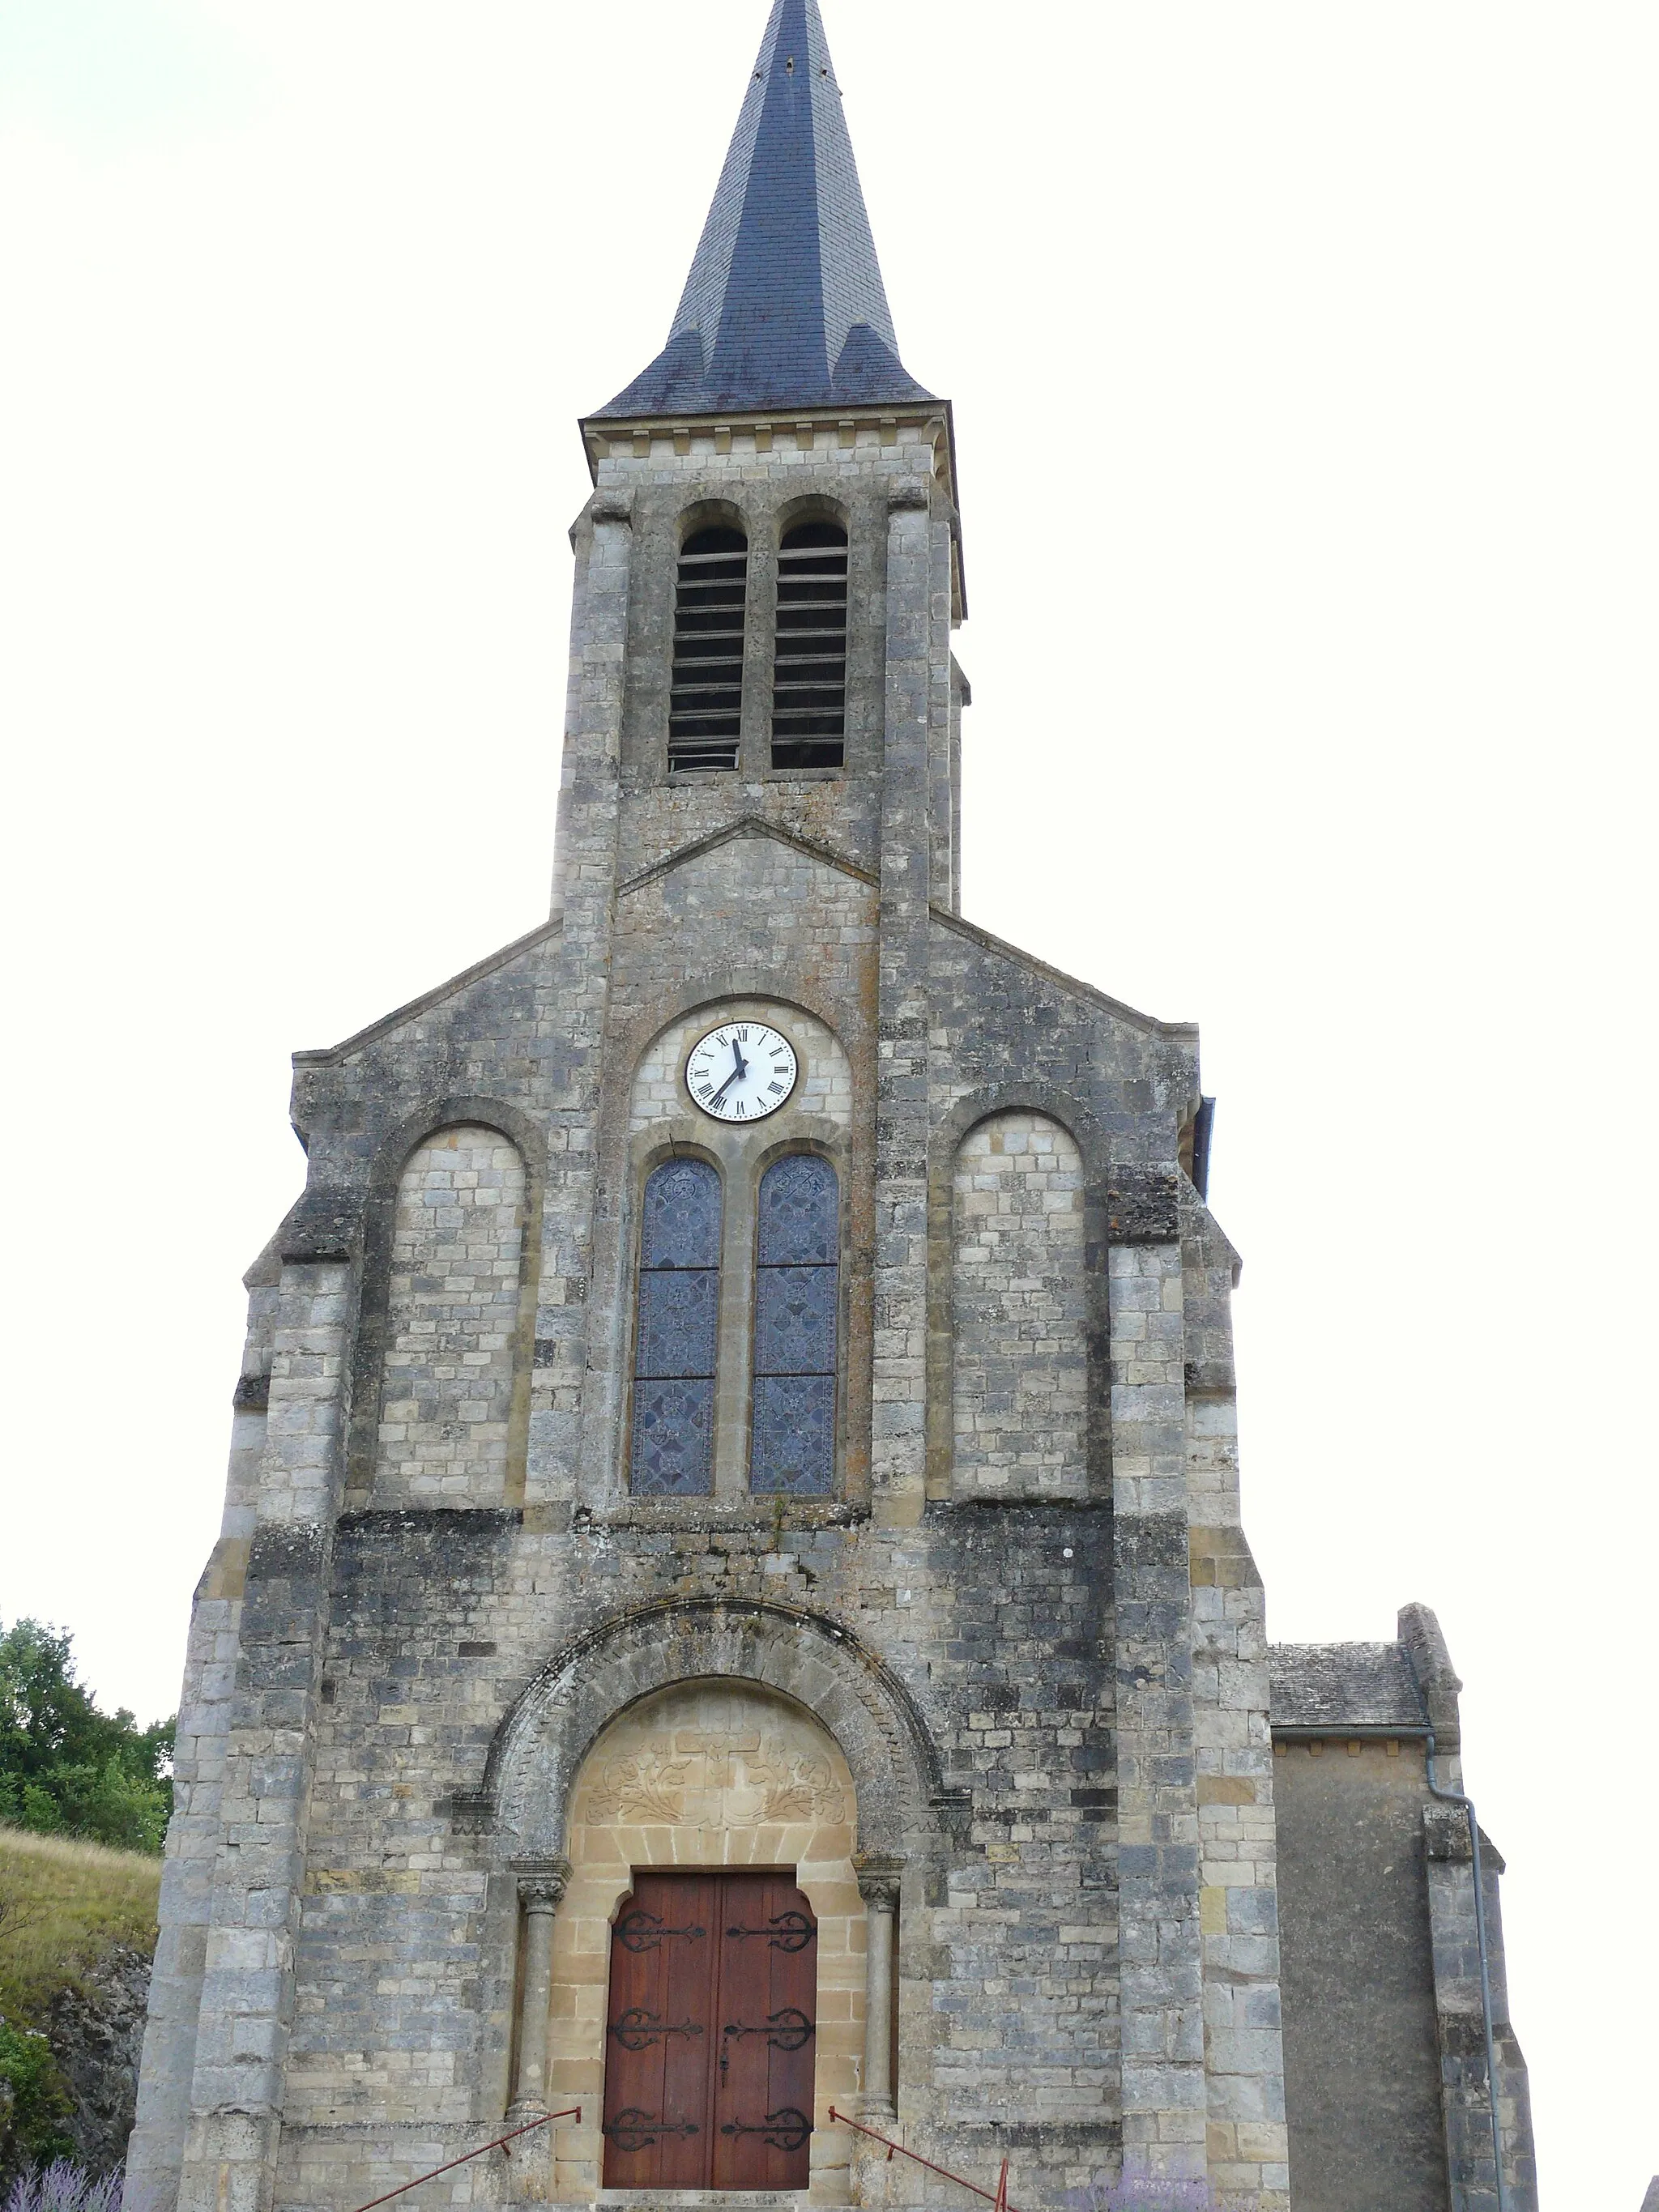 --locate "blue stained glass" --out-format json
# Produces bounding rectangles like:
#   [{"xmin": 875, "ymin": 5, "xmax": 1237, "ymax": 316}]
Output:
[
  {"xmin": 631, "ymin": 1379, "xmax": 714, "ymax": 1494},
  {"xmin": 749, "ymin": 1374, "xmax": 835, "ymax": 1495},
  {"xmin": 636, "ymin": 1268, "xmax": 719, "ymax": 1379},
  {"xmin": 750, "ymin": 1156, "xmax": 838, "ymax": 1494},
  {"xmin": 632, "ymin": 1157, "xmax": 721, "ymax": 1495},
  {"xmin": 756, "ymin": 1153, "xmax": 838, "ymax": 1264},
  {"xmin": 753, "ymin": 1265, "xmax": 838, "ymax": 1375},
  {"xmin": 642, "ymin": 1158, "xmax": 722, "ymax": 1268}
]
